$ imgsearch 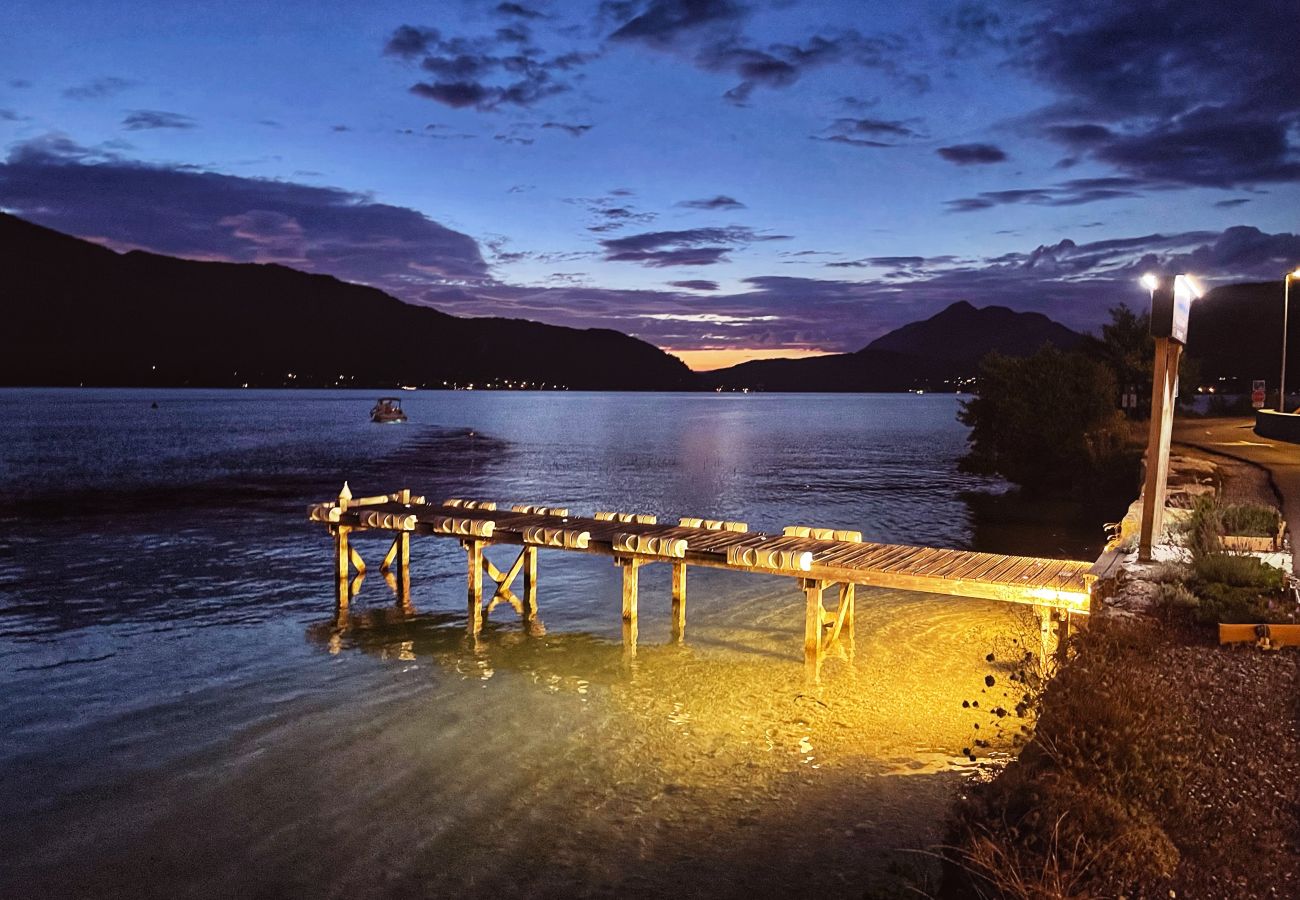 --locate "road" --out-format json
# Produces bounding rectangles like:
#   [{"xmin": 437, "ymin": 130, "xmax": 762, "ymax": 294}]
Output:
[{"xmin": 1173, "ymin": 416, "xmax": 1300, "ymax": 568}]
